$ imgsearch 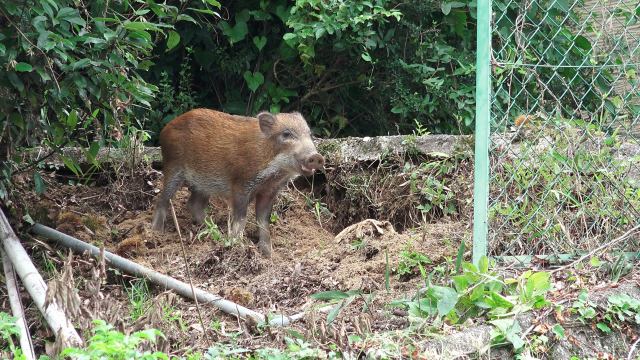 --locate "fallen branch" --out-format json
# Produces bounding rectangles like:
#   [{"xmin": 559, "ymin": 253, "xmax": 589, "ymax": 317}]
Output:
[
  {"xmin": 0, "ymin": 210, "xmax": 83, "ymax": 349},
  {"xmin": 551, "ymin": 223, "xmax": 640, "ymax": 274},
  {"xmin": 2, "ymin": 248, "xmax": 36, "ymax": 360},
  {"xmin": 31, "ymin": 223, "xmax": 325, "ymax": 327}
]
